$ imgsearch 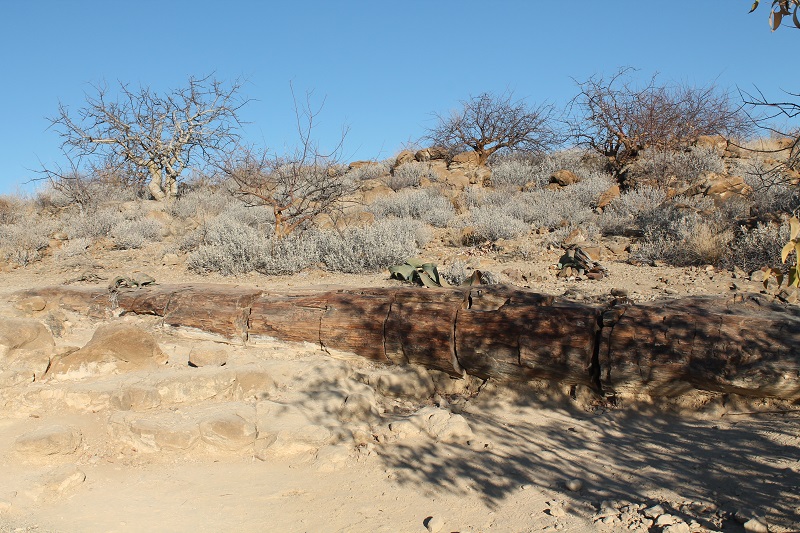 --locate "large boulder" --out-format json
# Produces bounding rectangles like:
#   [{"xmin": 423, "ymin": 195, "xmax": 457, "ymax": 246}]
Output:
[
  {"xmin": 48, "ymin": 323, "xmax": 167, "ymax": 376},
  {"xmin": 14, "ymin": 425, "xmax": 82, "ymax": 457},
  {"xmin": 393, "ymin": 150, "xmax": 416, "ymax": 167},
  {"xmin": 682, "ymin": 172, "xmax": 753, "ymax": 204},
  {"xmin": 597, "ymin": 184, "xmax": 621, "ymax": 209},
  {"xmin": 254, "ymin": 400, "xmax": 335, "ymax": 459},
  {"xmin": 415, "ymin": 146, "xmax": 449, "ymax": 162},
  {"xmin": 550, "ymin": 169, "xmax": 581, "ymax": 187},
  {"xmin": 0, "ymin": 318, "xmax": 55, "ymax": 384},
  {"xmin": 0, "ymin": 318, "xmax": 55, "ymax": 359},
  {"xmin": 448, "ymin": 151, "xmax": 481, "ymax": 171}
]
